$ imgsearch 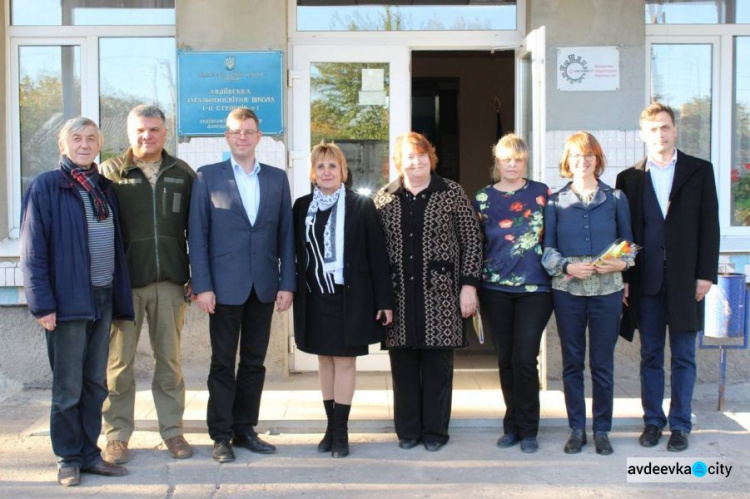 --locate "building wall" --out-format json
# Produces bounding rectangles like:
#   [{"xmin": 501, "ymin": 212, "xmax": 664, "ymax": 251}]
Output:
[
  {"xmin": 0, "ymin": 4, "xmax": 7, "ymax": 240},
  {"xmin": 530, "ymin": 0, "xmax": 645, "ymax": 131}
]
